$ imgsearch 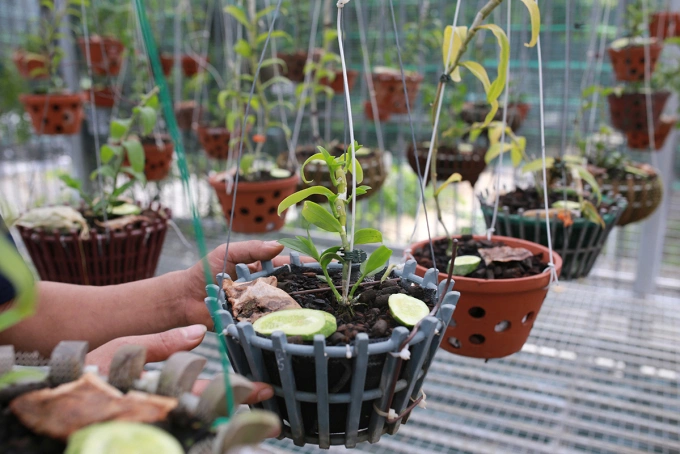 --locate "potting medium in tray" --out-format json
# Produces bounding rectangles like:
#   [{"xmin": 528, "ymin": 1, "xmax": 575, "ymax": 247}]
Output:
[{"xmin": 207, "ymin": 254, "xmax": 457, "ymax": 448}]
